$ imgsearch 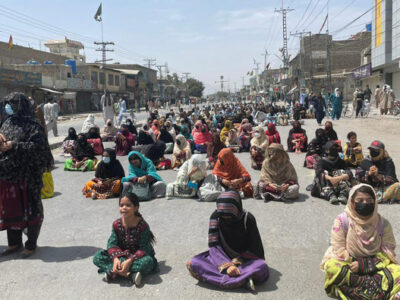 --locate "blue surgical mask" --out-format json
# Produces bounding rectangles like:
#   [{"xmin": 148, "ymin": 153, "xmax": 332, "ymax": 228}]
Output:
[
  {"xmin": 5, "ymin": 104, "xmax": 13, "ymax": 115},
  {"xmin": 103, "ymin": 157, "xmax": 111, "ymax": 164}
]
